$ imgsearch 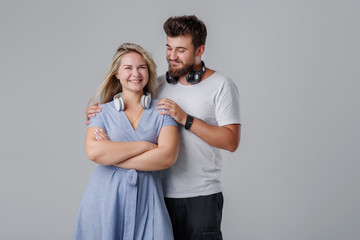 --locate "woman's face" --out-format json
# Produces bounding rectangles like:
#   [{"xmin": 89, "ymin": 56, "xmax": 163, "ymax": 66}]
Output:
[{"xmin": 116, "ymin": 52, "xmax": 149, "ymax": 94}]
